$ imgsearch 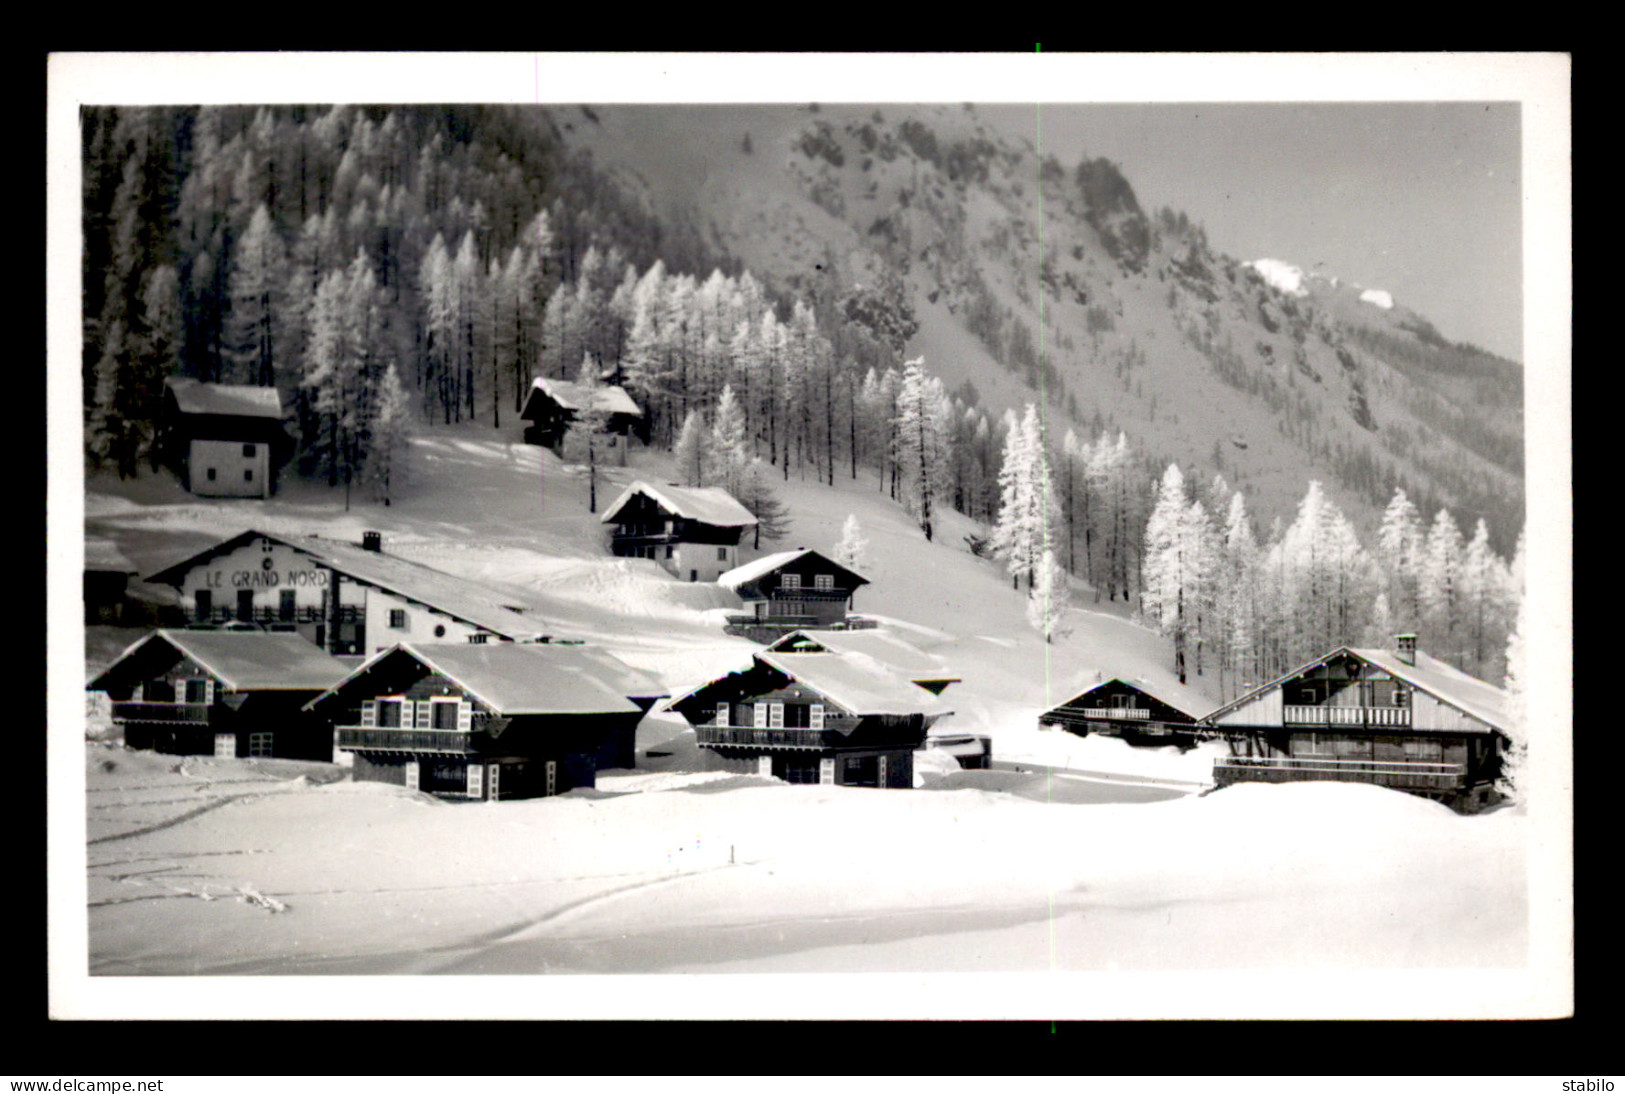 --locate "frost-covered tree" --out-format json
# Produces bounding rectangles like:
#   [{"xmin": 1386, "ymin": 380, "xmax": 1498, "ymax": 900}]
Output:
[
  {"xmin": 365, "ymin": 362, "xmax": 412, "ymax": 505},
  {"xmin": 1422, "ymin": 508, "xmax": 1466, "ymax": 664},
  {"xmin": 1377, "ymin": 488, "xmax": 1426, "ymax": 633},
  {"xmin": 833, "ymin": 513, "xmax": 871, "ymax": 575},
  {"xmin": 224, "ymin": 203, "xmax": 287, "ymax": 386},
  {"xmin": 892, "ymin": 357, "xmax": 951, "ymax": 541},
  {"xmin": 1498, "ymin": 585, "xmax": 1528, "ymax": 806},
  {"xmin": 991, "ymin": 404, "xmax": 1054, "ymax": 590},
  {"xmin": 563, "ymin": 353, "xmax": 614, "ymax": 512},
  {"xmin": 1027, "ymin": 548, "xmax": 1071, "ymax": 644},
  {"xmin": 736, "ymin": 457, "xmax": 792, "ymax": 548},
  {"xmin": 1141, "ymin": 464, "xmax": 1197, "ymax": 683},
  {"xmin": 672, "ymin": 409, "xmax": 709, "ymax": 488},
  {"xmin": 707, "ymin": 384, "xmax": 750, "ymax": 498}
]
